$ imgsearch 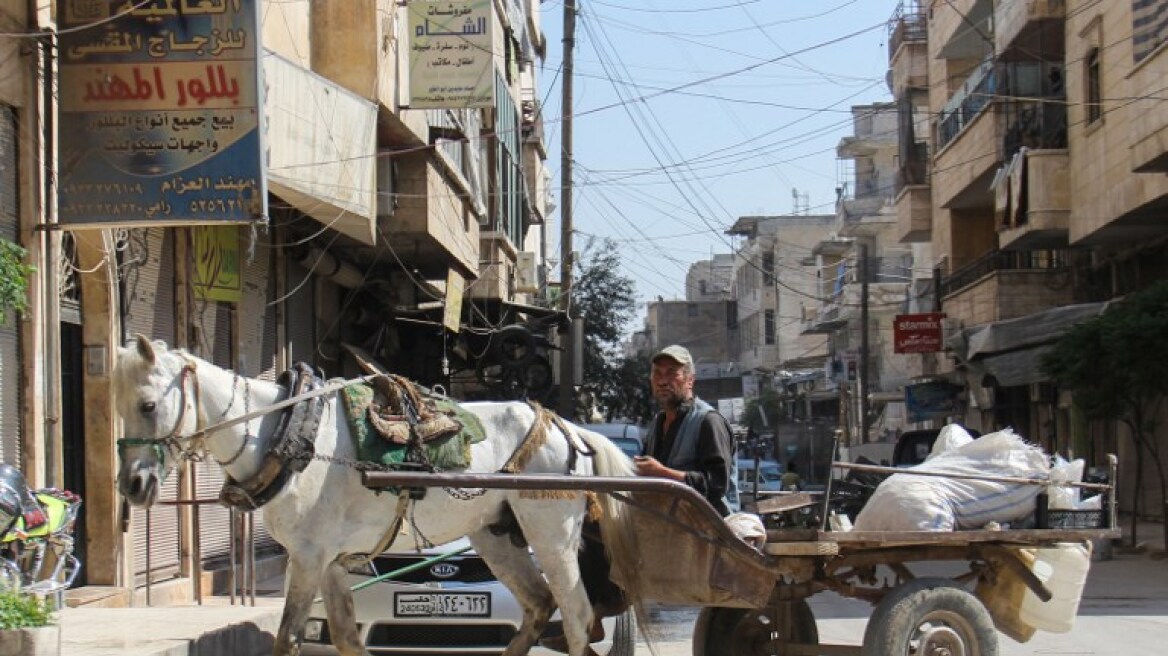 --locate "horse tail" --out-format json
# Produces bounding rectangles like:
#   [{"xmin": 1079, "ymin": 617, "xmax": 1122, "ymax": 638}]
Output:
[{"xmin": 572, "ymin": 427, "xmax": 651, "ymax": 642}]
